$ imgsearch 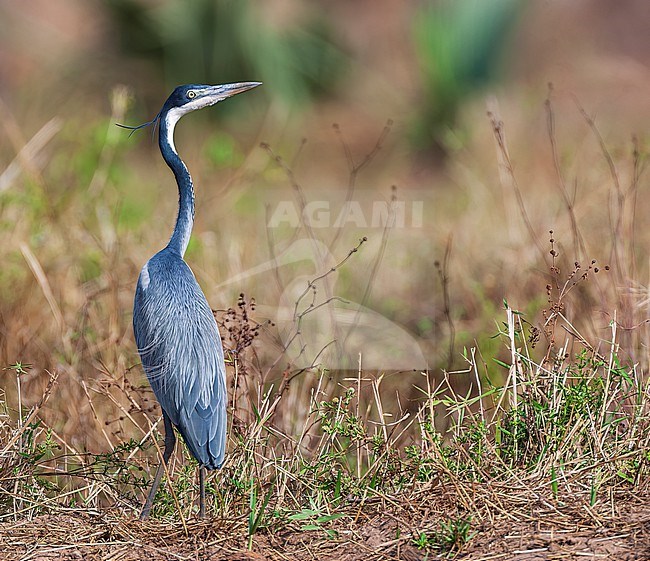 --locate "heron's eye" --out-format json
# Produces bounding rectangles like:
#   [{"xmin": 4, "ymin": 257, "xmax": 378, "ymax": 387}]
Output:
[{"xmin": 187, "ymin": 90, "xmax": 197, "ymax": 99}]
